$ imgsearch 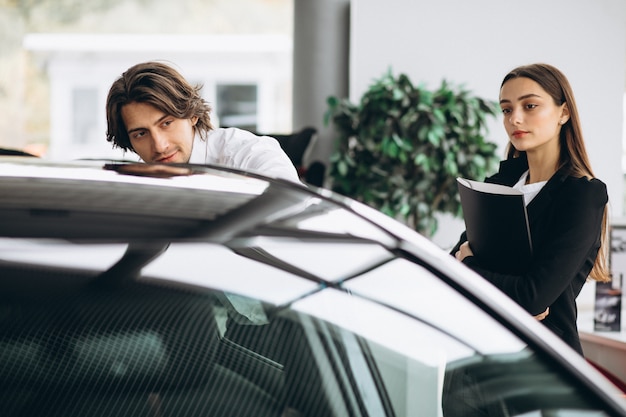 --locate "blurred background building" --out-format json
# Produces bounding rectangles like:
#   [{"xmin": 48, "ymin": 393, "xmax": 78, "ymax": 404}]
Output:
[
  {"xmin": 0, "ymin": 0, "xmax": 295, "ymax": 160},
  {"xmin": 22, "ymin": 32, "xmax": 293, "ymax": 160}
]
